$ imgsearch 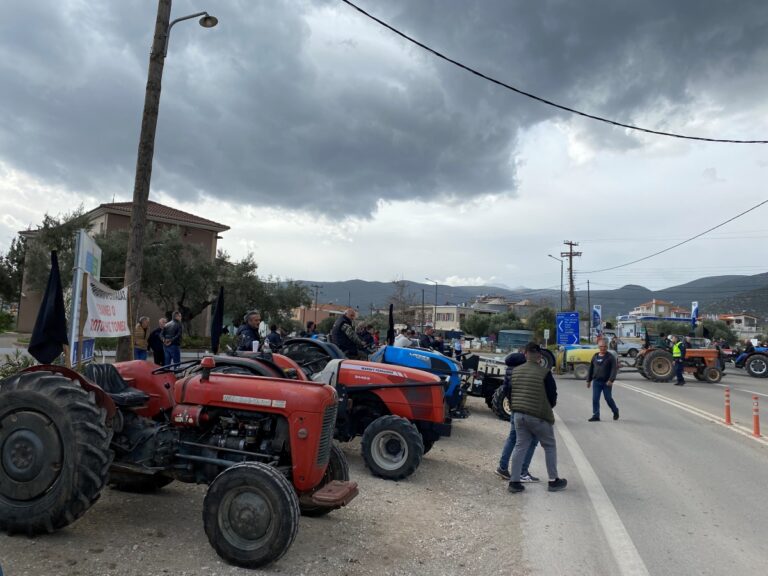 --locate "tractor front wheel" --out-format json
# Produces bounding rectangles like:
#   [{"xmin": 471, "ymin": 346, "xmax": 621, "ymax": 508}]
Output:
[
  {"xmin": 203, "ymin": 462, "xmax": 300, "ymax": 568},
  {"xmin": 745, "ymin": 355, "xmax": 768, "ymax": 378},
  {"xmin": 703, "ymin": 367, "xmax": 723, "ymax": 384},
  {"xmin": 299, "ymin": 443, "xmax": 349, "ymax": 517},
  {"xmin": 573, "ymin": 363, "xmax": 590, "ymax": 380},
  {"xmin": 0, "ymin": 371, "xmax": 112, "ymax": 536},
  {"xmin": 491, "ymin": 386, "xmax": 512, "ymax": 421},
  {"xmin": 361, "ymin": 415, "xmax": 424, "ymax": 480}
]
